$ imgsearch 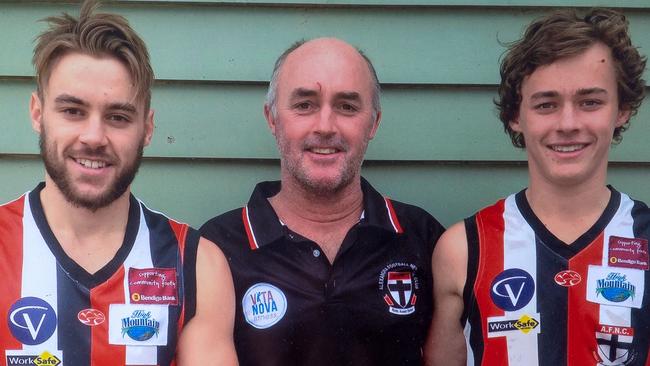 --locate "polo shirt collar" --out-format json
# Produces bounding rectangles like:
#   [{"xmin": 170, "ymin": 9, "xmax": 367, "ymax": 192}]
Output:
[{"xmin": 243, "ymin": 177, "xmax": 403, "ymax": 250}]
